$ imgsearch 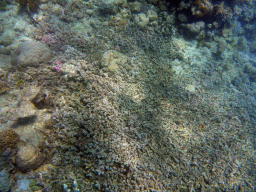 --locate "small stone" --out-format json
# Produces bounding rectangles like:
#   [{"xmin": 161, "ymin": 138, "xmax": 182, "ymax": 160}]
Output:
[{"xmin": 185, "ymin": 84, "xmax": 196, "ymax": 93}]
